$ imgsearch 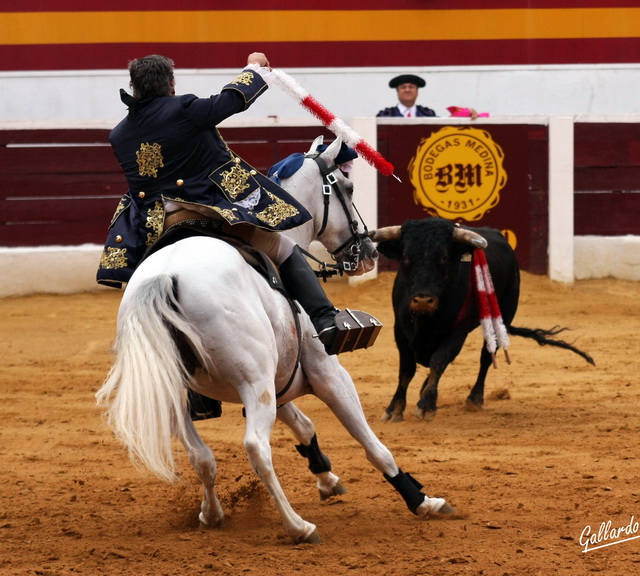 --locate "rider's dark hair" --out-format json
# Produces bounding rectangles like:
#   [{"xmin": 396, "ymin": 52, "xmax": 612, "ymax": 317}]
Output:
[{"xmin": 128, "ymin": 55, "xmax": 175, "ymax": 100}]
